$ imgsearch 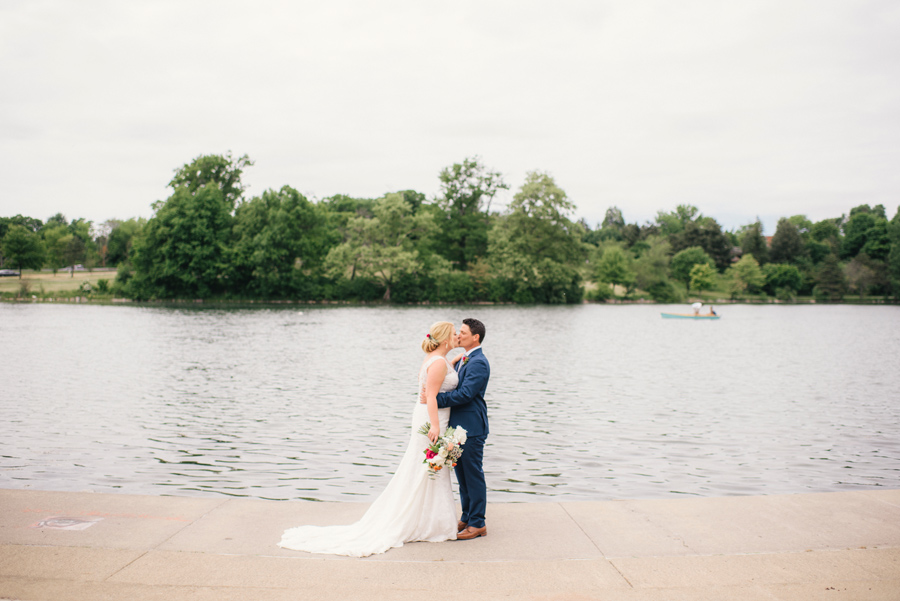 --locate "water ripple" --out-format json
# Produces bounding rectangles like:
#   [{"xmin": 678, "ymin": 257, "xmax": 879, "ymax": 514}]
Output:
[{"xmin": 1, "ymin": 303, "xmax": 899, "ymax": 502}]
